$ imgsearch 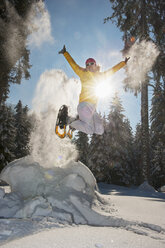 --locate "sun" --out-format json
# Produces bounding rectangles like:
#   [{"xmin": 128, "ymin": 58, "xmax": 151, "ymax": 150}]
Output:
[{"xmin": 95, "ymin": 80, "xmax": 112, "ymax": 99}]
